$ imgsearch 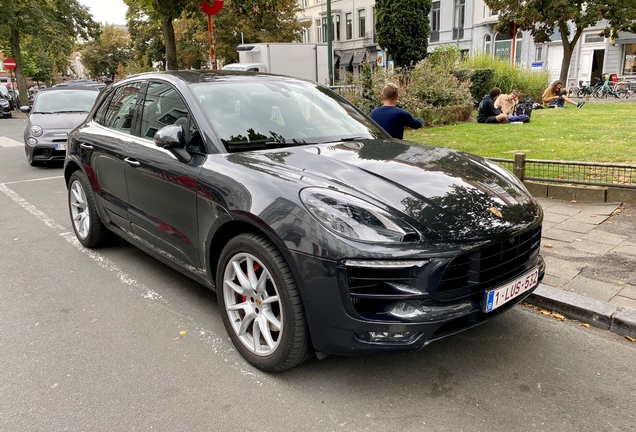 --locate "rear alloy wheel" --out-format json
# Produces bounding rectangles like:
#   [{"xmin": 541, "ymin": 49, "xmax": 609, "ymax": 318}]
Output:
[
  {"xmin": 68, "ymin": 171, "xmax": 116, "ymax": 248},
  {"xmin": 217, "ymin": 233, "xmax": 311, "ymax": 372}
]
